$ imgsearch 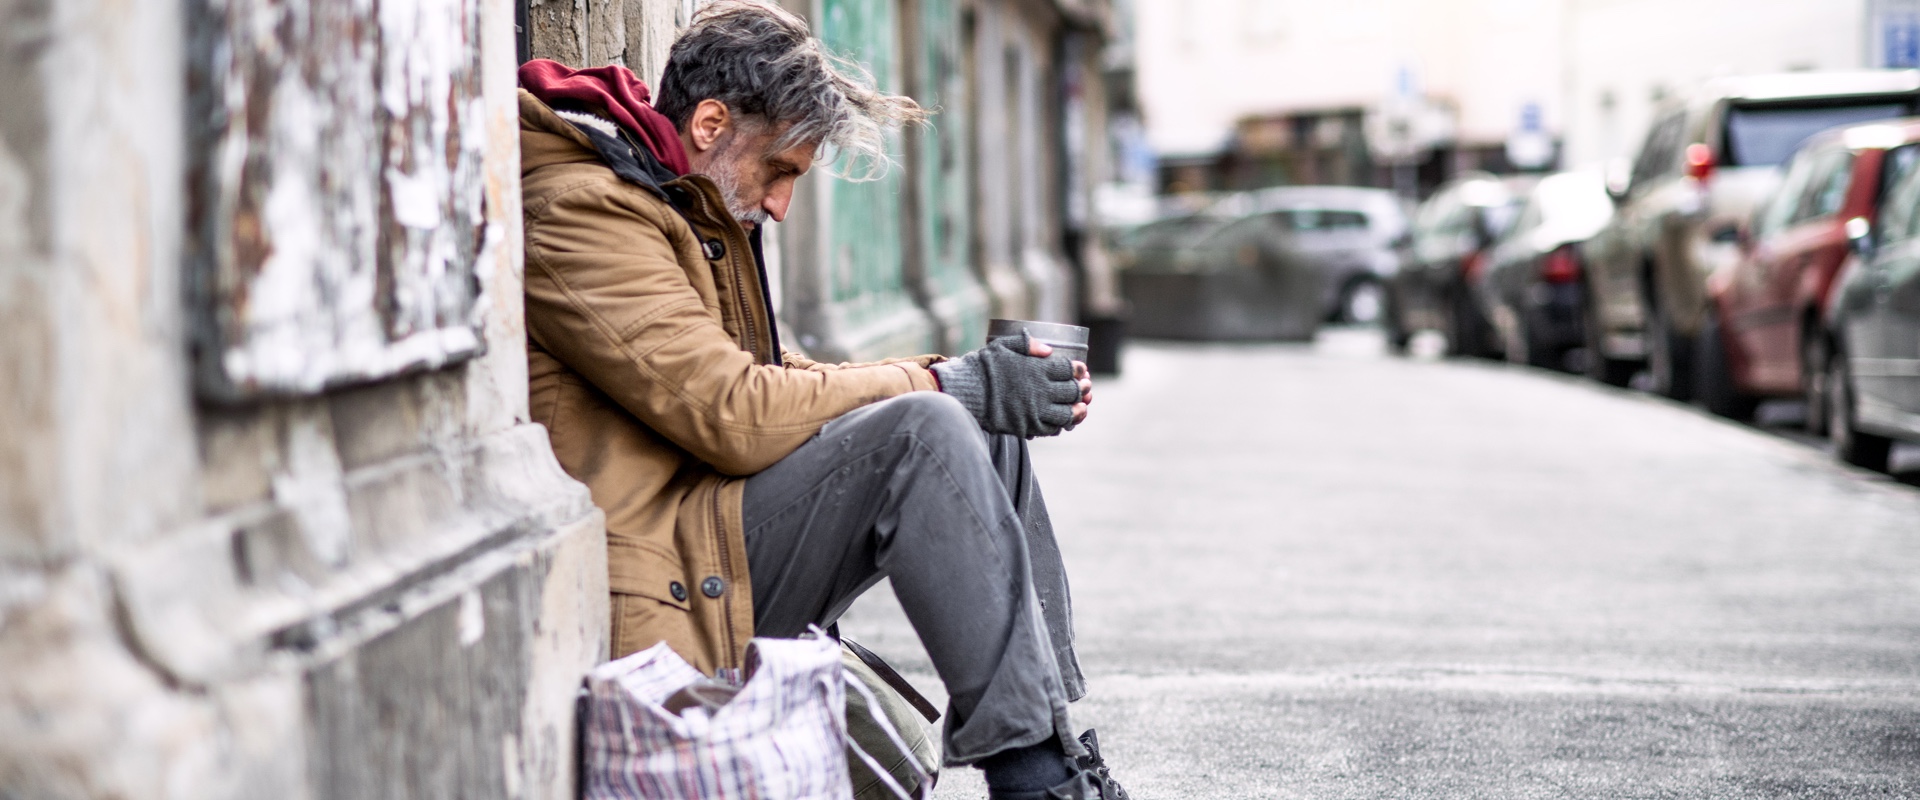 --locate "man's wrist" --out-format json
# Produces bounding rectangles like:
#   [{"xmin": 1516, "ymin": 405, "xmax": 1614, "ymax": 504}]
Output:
[{"xmin": 929, "ymin": 359, "xmax": 988, "ymax": 421}]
